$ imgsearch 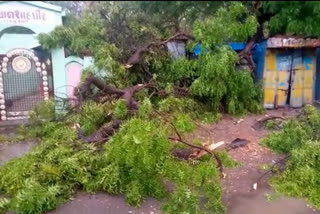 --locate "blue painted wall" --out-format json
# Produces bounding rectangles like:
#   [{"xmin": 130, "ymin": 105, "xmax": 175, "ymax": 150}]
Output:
[
  {"xmin": 193, "ymin": 41, "xmax": 267, "ymax": 82},
  {"xmin": 252, "ymin": 40, "xmax": 267, "ymax": 82}
]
